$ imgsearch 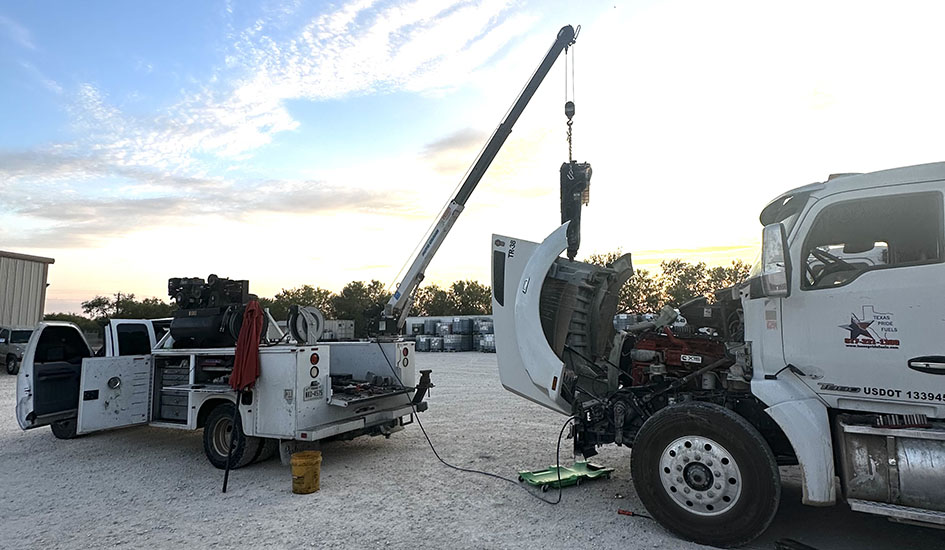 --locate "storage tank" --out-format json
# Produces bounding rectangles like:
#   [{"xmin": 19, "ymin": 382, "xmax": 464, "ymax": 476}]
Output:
[
  {"xmin": 0, "ymin": 250, "xmax": 55, "ymax": 326},
  {"xmin": 430, "ymin": 337, "xmax": 444, "ymax": 352},
  {"xmin": 415, "ymin": 335, "xmax": 431, "ymax": 352},
  {"xmin": 479, "ymin": 333, "xmax": 496, "ymax": 353},
  {"xmin": 443, "ymin": 334, "xmax": 463, "ymax": 352}
]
